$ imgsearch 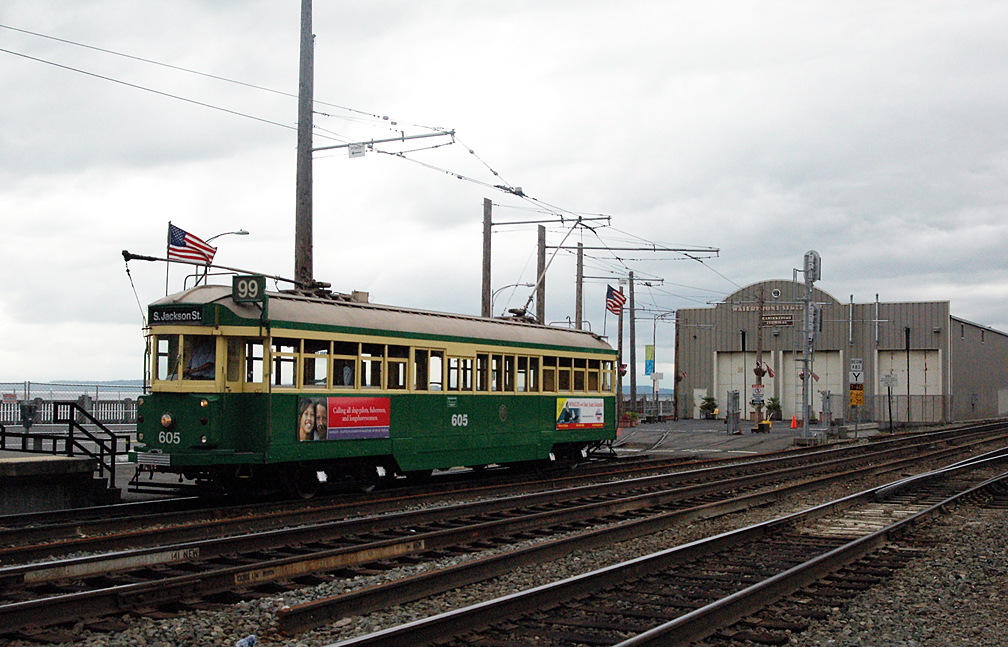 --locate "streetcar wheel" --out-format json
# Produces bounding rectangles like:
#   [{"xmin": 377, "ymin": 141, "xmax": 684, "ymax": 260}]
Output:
[
  {"xmin": 357, "ymin": 464, "xmax": 387, "ymax": 493},
  {"xmin": 291, "ymin": 465, "xmax": 321, "ymax": 499}
]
